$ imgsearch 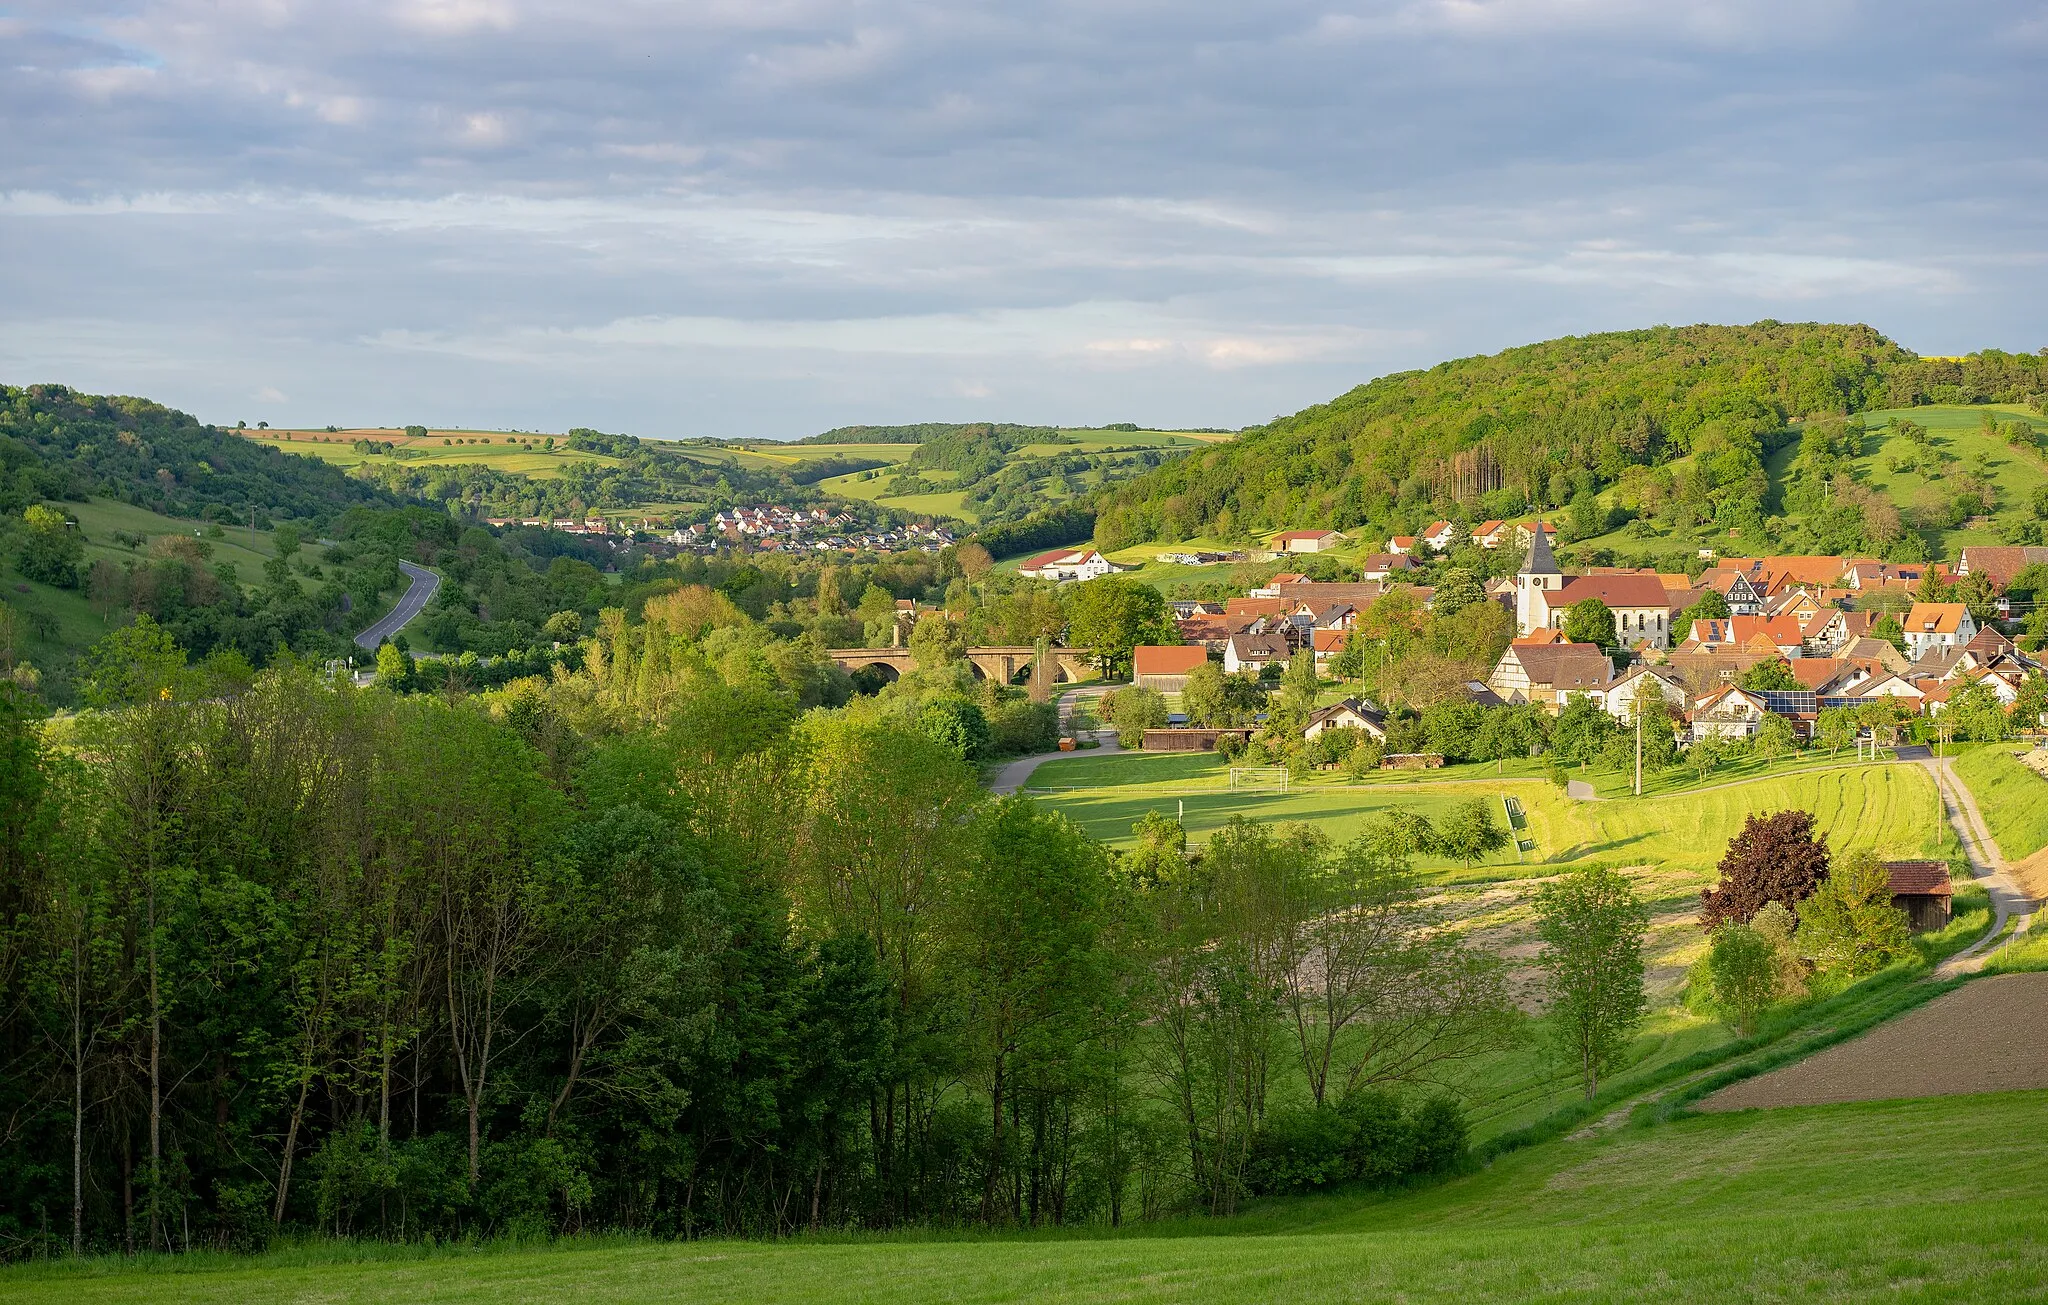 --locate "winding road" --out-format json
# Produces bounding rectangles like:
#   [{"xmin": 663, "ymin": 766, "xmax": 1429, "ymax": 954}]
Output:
[{"xmin": 352, "ymin": 560, "xmax": 441, "ymax": 650}]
